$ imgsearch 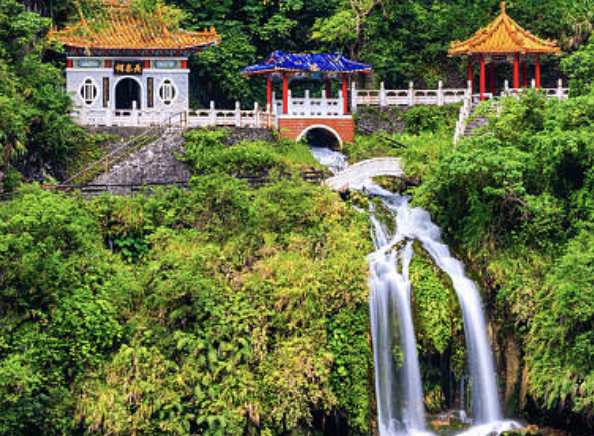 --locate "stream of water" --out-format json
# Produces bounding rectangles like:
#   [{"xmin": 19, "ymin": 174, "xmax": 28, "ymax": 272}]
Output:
[{"xmin": 310, "ymin": 146, "xmax": 519, "ymax": 436}]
